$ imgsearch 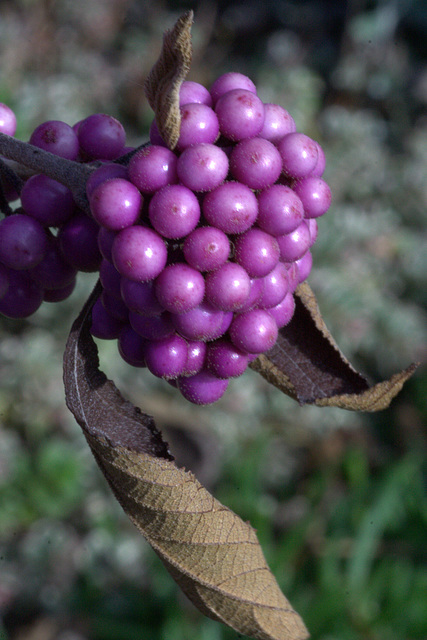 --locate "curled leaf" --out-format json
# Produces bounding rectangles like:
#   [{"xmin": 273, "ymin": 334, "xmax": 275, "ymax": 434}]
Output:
[
  {"xmin": 251, "ymin": 282, "xmax": 418, "ymax": 410},
  {"xmin": 144, "ymin": 11, "xmax": 193, "ymax": 149},
  {"xmin": 63, "ymin": 282, "xmax": 309, "ymax": 640}
]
